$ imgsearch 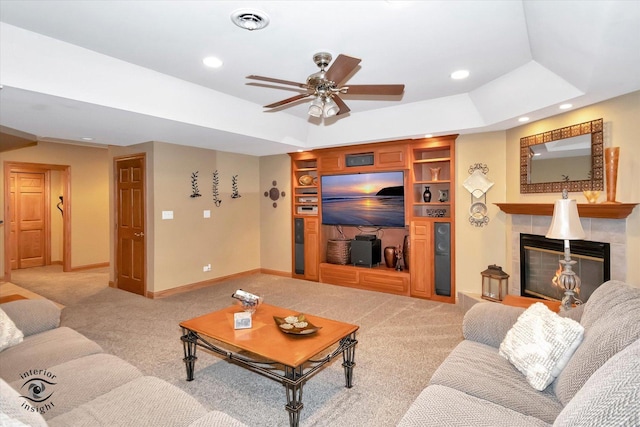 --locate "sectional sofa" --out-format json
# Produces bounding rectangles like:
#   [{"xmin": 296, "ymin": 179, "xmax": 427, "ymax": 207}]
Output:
[
  {"xmin": 398, "ymin": 280, "xmax": 640, "ymax": 426},
  {"xmin": 0, "ymin": 298, "xmax": 246, "ymax": 426}
]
